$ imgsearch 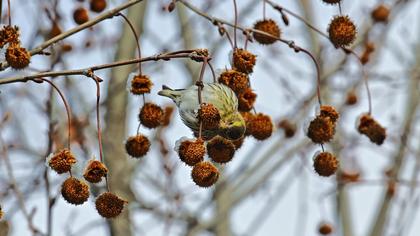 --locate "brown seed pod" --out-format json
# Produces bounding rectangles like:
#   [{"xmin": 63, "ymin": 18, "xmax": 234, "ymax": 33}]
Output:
[
  {"xmin": 238, "ymin": 88, "xmax": 257, "ymax": 112},
  {"xmin": 345, "ymin": 90, "xmax": 358, "ymax": 105},
  {"xmin": 191, "ymin": 161, "xmax": 219, "ymax": 188},
  {"xmin": 357, "ymin": 114, "xmax": 386, "ymax": 145},
  {"xmin": 278, "ymin": 119, "xmax": 296, "ymax": 138},
  {"xmin": 247, "ymin": 113, "xmax": 273, "ymax": 140},
  {"xmin": 232, "ymin": 48, "xmax": 257, "ymax": 74},
  {"xmin": 198, "ymin": 103, "xmax": 221, "ymax": 130},
  {"xmin": 178, "ymin": 138, "xmax": 205, "ymax": 166},
  {"xmin": 313, "ymin": 152, "xmax": 339, "ymax": 177},
  {"xmin": 139, "ymin": 103, "xmax": 163, "ymax": 128},
  {"xmin": 73, "ymin": 7, "xmax": 89, "ymax": 25},
  {"xmin": 0, "ymin": 25, "xmax": 20, "ymax": 48},
  {"xmin": 218, "ymin": 70, "xmax": 249, "ymax": 94},
  {"xmin": 61, "ymin": 177, "xmax": 90, "ymax": 205},
  {"xmin": 232, "ymin": 136, "xmax": 245, "ymax": 150},
  {"xmin": 207, "ymin": 136, "xmax": 236, "ymax": 164},
  {"xmin": 83, "ymin": 160, "xmax": 108, "ymax": 183},
  {"xmin": 95, "ymin": 192, "xmax": 127, "ymax": 218},
  {"xmin": 318, "ymin": 222, "xmax": 334, "ymax": 235},
  {"xmin": 48, "ymin": 149, "xmax": 77, "ymax": 174},
  {"xmin": 319, "ymin": 105, "xmax": 339, "ymax": 123},
  {"xmin": 321, "ymin": 0, "xmax": 341, "ymax": 4},
  {"xmin": 371, "ymin": 4, "xmax": 390, "ymax": 23},
  {"xmin": 90, "ymin": 0, "xmax": 107, "ymax": 13},
  {"xmin": 253, "ymin": 19, "xmax": 281, "ymax": 45},
  {"xmin": 125, "ymin": 134, "xmax": 150, "ymax": 158},
  {"xmin": 130, "ymin": 74, "xmax": 153, "ymax": 95},
  {"xmin": 307, "ymin": 116, "xmax": 335, "ymax": 144},
  {"xmin": 161, "ymin": 106, "xmax": 174, "ymax": 127},
  {"xmin": 5, "ymin": 44, "xmax": 31, "ymax": 69},
  {"xmin": 241, "ymin": 112, "xmax": 255, "ymax": 136},
  {"xmin": 49, "ymin": 23, "xmax": 62, "ymax": 39},
  {"xmin": 328, "ymin": 15, "xmax": 357, "ymax": 47}
]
